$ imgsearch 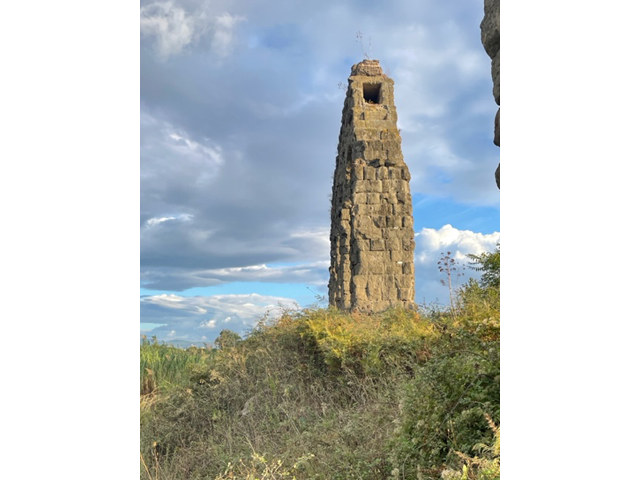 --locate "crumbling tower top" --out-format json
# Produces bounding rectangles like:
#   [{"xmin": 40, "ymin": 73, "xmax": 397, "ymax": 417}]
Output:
[{"xmin": 350, "ymin": 59, "xmax": 386, "ymax": 77}]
